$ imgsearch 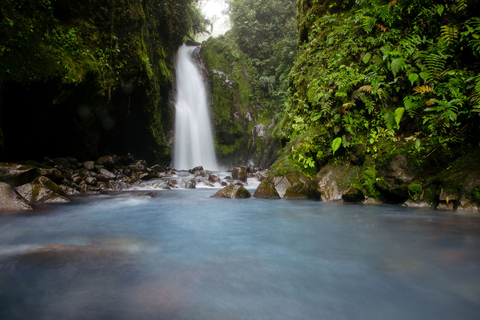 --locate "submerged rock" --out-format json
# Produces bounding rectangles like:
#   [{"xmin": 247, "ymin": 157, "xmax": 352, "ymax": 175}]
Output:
[
  {"xmin": 212, "ymin": 185, "xmax": 251, "ymax": 199},
  {"xmin": 0, "ymin": 182, "xmax": 33, "ymax": 212}
]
